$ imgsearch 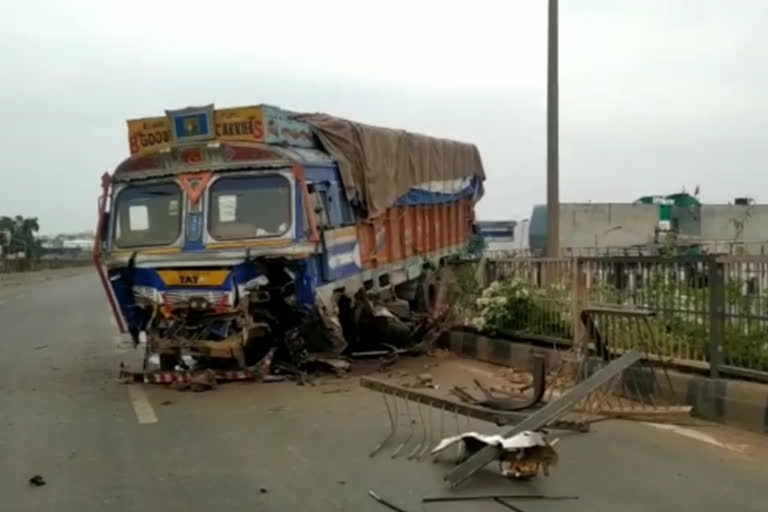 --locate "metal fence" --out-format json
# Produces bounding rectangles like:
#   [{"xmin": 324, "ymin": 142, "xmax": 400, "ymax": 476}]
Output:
[
  {"xmin": 486, "ymin": 241, "xmax": 768, "ymax": 259},
  {"xmin": 485, "ymin": 255, "xmax": 768, "ymax": 382}
]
